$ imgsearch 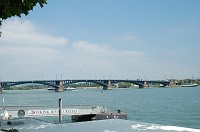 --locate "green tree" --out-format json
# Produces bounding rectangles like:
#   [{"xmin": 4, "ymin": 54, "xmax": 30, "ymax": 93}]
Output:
[
  {"xmin": 0, "ymin": 0, "xmax": 47, "ymax": 36},
  {"xmin": 118, "ymin": 82, "xmax": 132, "ymax": 88}
]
